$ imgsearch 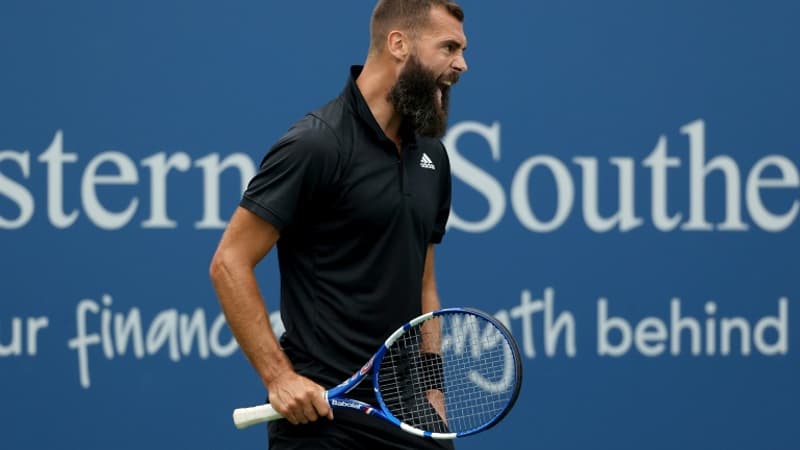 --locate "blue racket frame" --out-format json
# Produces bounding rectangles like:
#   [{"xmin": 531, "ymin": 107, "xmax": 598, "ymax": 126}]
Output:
[{"xmin": 323, "ymin": 307, "xmax": 523, "ymax": 439}]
